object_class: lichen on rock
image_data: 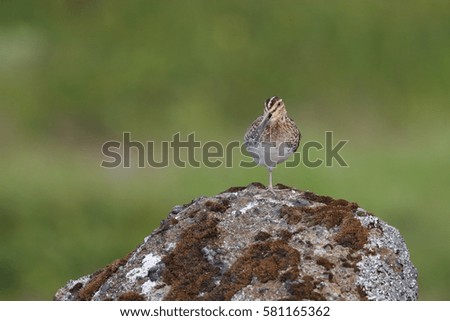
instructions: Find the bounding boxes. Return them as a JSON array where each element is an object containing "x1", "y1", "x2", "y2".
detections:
[{"x1": 54, "y1": 183, "x2": 418, "y2": 301}]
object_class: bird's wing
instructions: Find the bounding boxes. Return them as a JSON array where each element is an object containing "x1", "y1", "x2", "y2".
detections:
[
  {"x1": 245, "y1": 114, "x2": 272, "y2": 144},
  {"x1": 244, "y1": 115, "x2": 264, "y2": 144},
  {"x1": 287, "y1": 117, "x2": 301, "y2": 153}
]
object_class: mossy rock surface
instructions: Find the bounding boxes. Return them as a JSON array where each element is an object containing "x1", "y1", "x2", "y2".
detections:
[{"x1": 54, "y1": 183, "x2": 418, "y2": 301}]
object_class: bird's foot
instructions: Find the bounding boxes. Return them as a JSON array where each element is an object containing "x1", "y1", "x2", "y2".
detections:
[{"x1": 267, "y1": 186, "x2": 277, "y2": 197}]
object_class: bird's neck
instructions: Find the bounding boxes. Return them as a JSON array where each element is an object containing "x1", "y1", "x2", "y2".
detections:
[{"x1": 268, "y1": 112, "x2": 288, "y2": 123}]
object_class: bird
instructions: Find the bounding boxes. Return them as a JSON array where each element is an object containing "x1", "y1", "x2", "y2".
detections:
[{"x1": 244, "y1": 96, "x2": 301, "y2": 194}]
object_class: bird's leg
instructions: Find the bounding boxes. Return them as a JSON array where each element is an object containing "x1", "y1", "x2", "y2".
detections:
[{"x1": 268, "y1": 167, "x2": 276, "y2": 196}]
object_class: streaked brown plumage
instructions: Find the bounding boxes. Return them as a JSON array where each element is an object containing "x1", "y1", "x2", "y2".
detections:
[{"x1": 244, "y1": 96, "x2": 301, "y2": 193}]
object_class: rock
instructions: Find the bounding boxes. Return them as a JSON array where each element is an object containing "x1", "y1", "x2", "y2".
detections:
[{"x1": 54, "y1": 183, "x2": 418, "y2": 301}]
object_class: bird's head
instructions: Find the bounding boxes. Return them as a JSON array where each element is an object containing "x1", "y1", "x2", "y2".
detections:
[{"x1": 264, "y1": 96, "x2": 287, "y2": 120}]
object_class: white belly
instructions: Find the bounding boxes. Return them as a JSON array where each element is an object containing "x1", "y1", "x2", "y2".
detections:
[{"x1": 245, "y1": 142, "x2": 294, "y2": 168}]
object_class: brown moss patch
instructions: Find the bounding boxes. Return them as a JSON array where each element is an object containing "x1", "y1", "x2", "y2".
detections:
[
  {"x1": 280, "y1": 195, "x2": 359, "y2": 230},
  {"x1": 278, "y1": 229, "x2": 293, "y2": 241},
  {"x1": 316, "y1": 257, "x2": 335, "y2": 270},
  {"x1": 302, "y1": 191, "x2": 335, "y2": 205},
  {"x1": 254, "y1": 231, "x2": 272, "y2": 241},
  {"x1": 279, "y1": 205, "x2": 302, "y2": 224},
  {"x1": 334, "y1": 216, "x2": 368, "y2": 251},
  {"x1": 329, "y1": 199, "x2": 359, "y2": 209},
  {"x1": 279, "y1": 193, "x2": 368, "y2": 260},
  {"x1": 118, "y1": 292, "x2": 146, "y2": 301},
  {"x1": 357, "y1": 285, "x2": 368, "y2": 300},
  {"x1": 204, "y1": 199, "x2": 229, "y2": 213},
  {"x1": 69, "y1": 282, "x2": 83, "y2": 295},
  {"x1": 274, "y1": 183, "x2": 292, "y2": 190},
  {"x1": 303, "y1": 205, "x2": 351, "y2": 229},
  {"x1": 247, "y1": 182, "x2": 266, "y2": 189},
  {"x1": 162, "y1": 212, "x2": 221, "y2": 300},
  {"x1": 285, "y1": 275, "x2": 325, "y2": 300},
  {"x1": 78, "y1": 255, "x2": 130, "y2": 300},
  {"x1": 205, "y1": 240, "x2": 301, "y2": 300}
]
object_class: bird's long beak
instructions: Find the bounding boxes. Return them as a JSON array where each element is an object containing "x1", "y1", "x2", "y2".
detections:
[
  {"x1": 254, "y1": 112, "x2": 272, "y2": 141},
  {"x1": 265, "y1": 110, "x2": 273, "y2": 120},
  {"x1": 261, "y1": 112, "x2": 272, "y2": 127}
]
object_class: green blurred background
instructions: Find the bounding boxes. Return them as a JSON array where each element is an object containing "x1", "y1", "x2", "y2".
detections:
[{"x1": 1, "y1": 0, "x2": 449, "y2": 300}]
